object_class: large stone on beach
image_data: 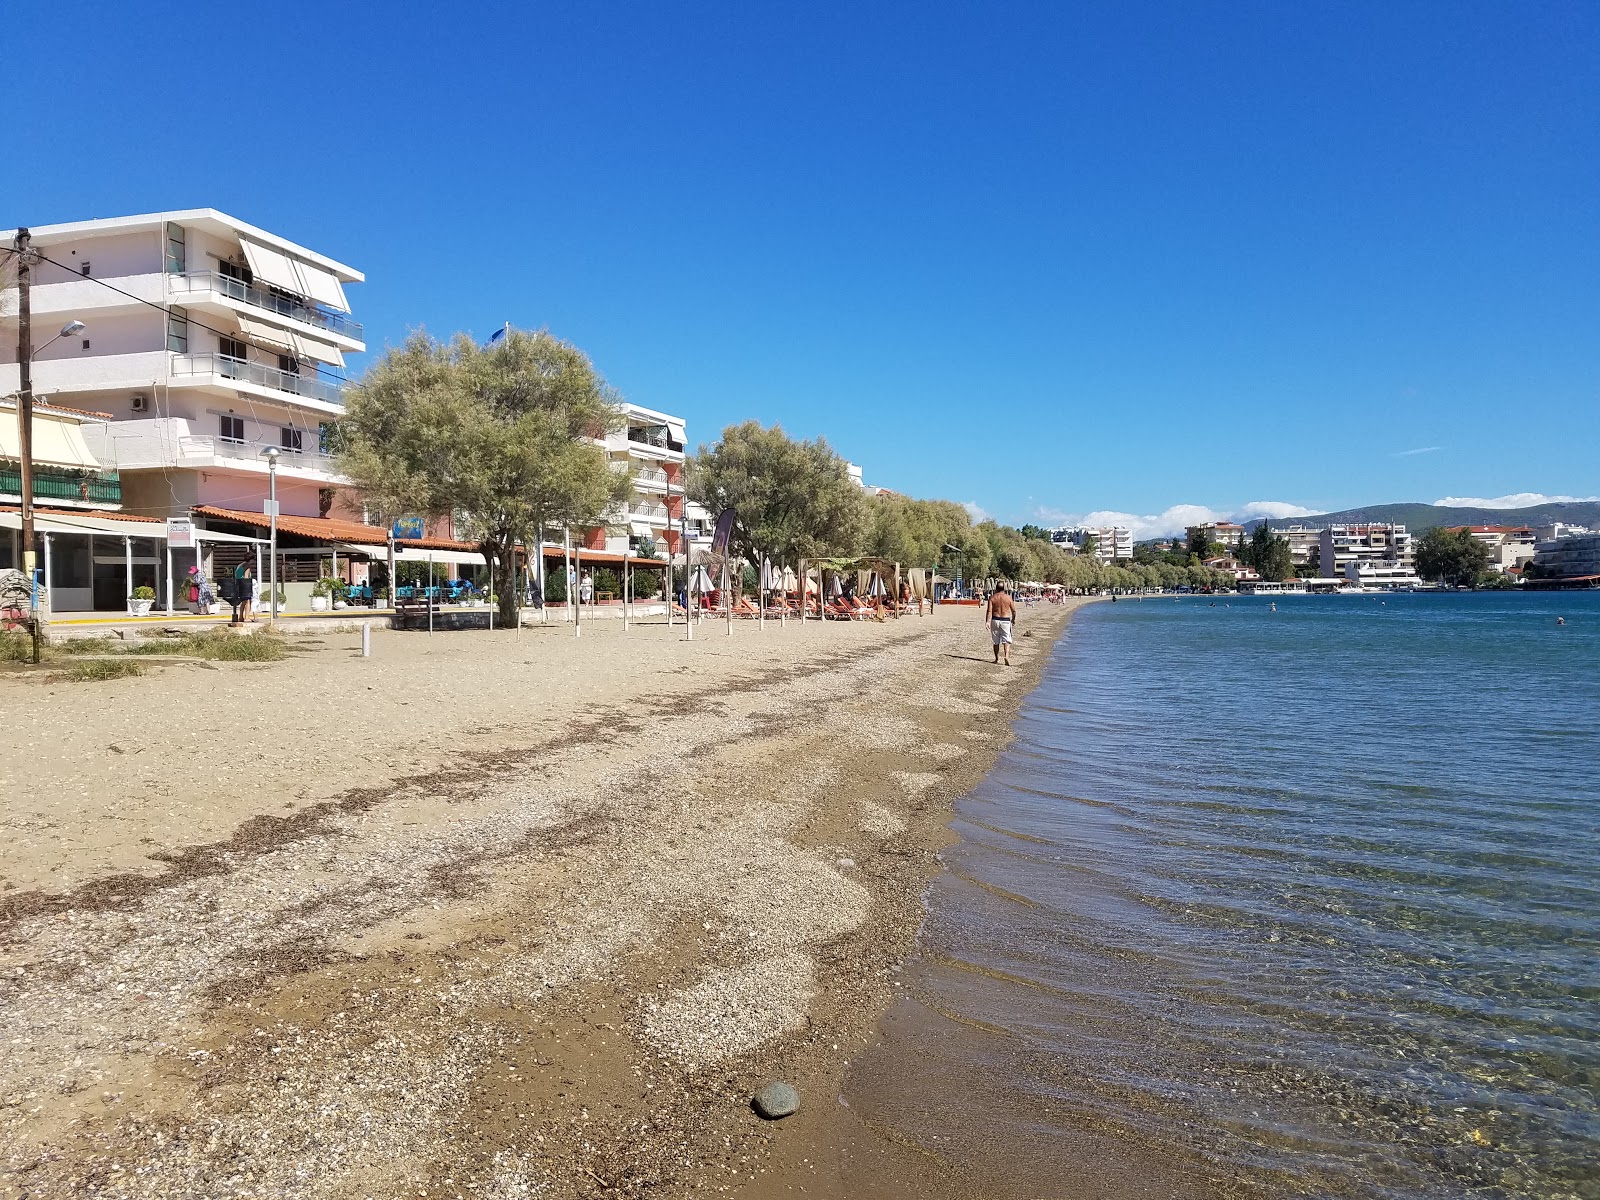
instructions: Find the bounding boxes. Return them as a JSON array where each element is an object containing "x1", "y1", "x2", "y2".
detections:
[{"x1": 752, "y1": 1081, "x2": 801, "y2": 1120}]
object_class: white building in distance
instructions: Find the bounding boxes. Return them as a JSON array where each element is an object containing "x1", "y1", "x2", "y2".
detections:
[
  {"x1": 2, "y1": 210, "x2": 364, "y2": 523},
  {"x1": 1051, "y1": 525, "x2": 1133, "y2": 561}
]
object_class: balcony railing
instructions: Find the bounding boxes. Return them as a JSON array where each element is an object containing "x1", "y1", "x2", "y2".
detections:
[
  {"x1": 632, "y1": 503, "x2": 669, "y2": 521},
  {"x1": 0, "y1": 466, "x2": 122, "y2": 505},
  {"x1": 177, "y1": 435, "x2": 340, "y2": 473},
  {"x1": 627, "y1": 428, "x2": 685, "y2": 454},
  {"x1": 173, "y1": 353, "x2": 344, "y2": 407},
  {"x1": 633, "y1": 466, "x2": 669, "y2": 486},
  {"x1": 171, "y1": 271, "x2": 363, "y2": 341}
]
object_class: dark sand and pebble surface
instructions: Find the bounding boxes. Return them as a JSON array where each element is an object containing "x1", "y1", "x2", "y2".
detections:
[{"x1": 0, "y1": 601, "x2": 1107, "y2": 1198}]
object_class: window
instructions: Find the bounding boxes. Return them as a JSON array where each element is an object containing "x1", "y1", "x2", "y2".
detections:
[
  {"x1": 220, "y1": 415, "x2": 245, "y2": 443},
  {"x1": 318, "y1": 422, "x2": 332, "y2": 455},
  {"x1": 219, "y1": 336, "x2": 247, "y2": 360},
  {"x1": 80, "y1": 260, "x2": 91, "y2": 277},
  {"x1": 80, "y1": 339, "x2": 90, "y2": 352},
  {"x1": 281, "y1": 427, "x2": 303, "y2": 453},
  {"x1": 277, "y1": 353, "x2": 300, "y2": 375},
  {"x1": 166, "y1": 306, "x2": 189, "y2": 353},
  {"x1": 165, "y1": 224, "x2": 186, "y2": 274},
  {"x1": 219, "y1": 259, "x2": 252, "y2": 284}
]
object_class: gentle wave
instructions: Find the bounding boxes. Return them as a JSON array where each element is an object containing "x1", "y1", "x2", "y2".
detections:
[{"x1": 896, "y1": 592, "x2": 1600, "y2": 1198}]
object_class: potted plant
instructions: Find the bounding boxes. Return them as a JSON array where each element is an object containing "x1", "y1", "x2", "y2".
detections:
[
  {"x1": 331, "y1": 580, "x2": 349, "y2": 610},
  {"x1": 310, "y1": 577, "x2": 336, "y2": 612},
  {"x1": 128, "y1": 585, "x2": 156, "y2": 617}
]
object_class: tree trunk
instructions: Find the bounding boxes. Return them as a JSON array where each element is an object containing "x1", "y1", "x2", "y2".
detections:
[{"x1": 488, "y1": 534, "x2": 520, "y2": 628}]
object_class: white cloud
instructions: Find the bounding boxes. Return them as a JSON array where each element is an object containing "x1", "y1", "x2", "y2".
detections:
[
  {"x1": 1434, "y1": 492, "x2": 1600, "y2": 509},
  {"x1": 960, "y1": 501, "x2": 990, "y2": 523},
  {"x1": 1393, "y1": 446, "x2": 1442, "y2": 457},
  {"x1": 1237, "y1": 500, "x2": 1319, "y2": 520}
]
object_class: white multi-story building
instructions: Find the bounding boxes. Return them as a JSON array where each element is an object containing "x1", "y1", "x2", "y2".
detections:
[
  {"x1": 1278, "y1": 525, "x2": 1324, "y2": 569},
  {"x1": 1051, "y1": 525, "x2": 1133, "y2": 561},
  {"x1": 1454, "y1": 525, "x2": 1537, "y2": 574},
  {"x1": 1318, "y1": 523, "x2": 1413, "y2": 578},
  {"x1": 2, "y1": 210, "x2": 364, "y2": 524},
  {"x1": 598, "y1": 402, "x2": 688, "y2": 557}
]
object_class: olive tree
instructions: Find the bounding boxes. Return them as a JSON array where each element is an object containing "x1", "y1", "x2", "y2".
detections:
[
  {"x1": 688, "y1": 421, "x2": 870, "y2": 562},
  {"x1": 338, "y1": 328, "x2": 631, "y2": 626}
]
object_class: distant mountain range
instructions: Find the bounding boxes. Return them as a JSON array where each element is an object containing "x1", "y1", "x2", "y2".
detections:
[{"x1": 1258, "y1": 500, "x2": 1600, "y2": 532}]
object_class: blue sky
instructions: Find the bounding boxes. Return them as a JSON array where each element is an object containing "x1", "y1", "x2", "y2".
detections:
[{"x1": 16, "y1": 1, "x2": 1598, "y2": 535}]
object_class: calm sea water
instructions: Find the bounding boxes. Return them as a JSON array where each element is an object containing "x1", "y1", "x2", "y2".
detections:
[{"x1": 859, "y1": 592, "x2": 1600, "y2": 1199}]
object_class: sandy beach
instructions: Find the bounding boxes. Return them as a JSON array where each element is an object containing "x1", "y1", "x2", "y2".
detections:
[{"x1": 0, "y1": 600, "x2": 1086, "y2": 1199}]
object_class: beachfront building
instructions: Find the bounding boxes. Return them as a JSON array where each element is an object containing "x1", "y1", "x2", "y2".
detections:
[
  {"x1": 1189, "y1": 521, "x2": 1245, "y2": 552},
  {"x1": 2, "y1": 210, "x2": 365, "y2": 528},
  {"x1": 1451, "y1": 525, "x2": 1537, "y2": 574},
  {"x1": 1343, "y1": 561, "x2": 1425, "y2": 590},
  {"x1": 596, "y1": 402, "x2": 687, "y2": 558},
  {"x1": 1051, "y1": 525, "x2": 1133, "y2": 562},
  {"x1": 1204, "y1": 555, "x2": 1259, "y2": 583},
  {"x1": 2, "y1": 210, "x2": 367, "y2": 611},
  {"x1": 1278, "y1": 525, "x2": 1325, "y2": 570},
  {"x1": 1528, "y1": 532, "x2": 1600, "y2": 587},
  {"x1": 1318, "y1": 523, "x2": 1413, "y2": 579}
]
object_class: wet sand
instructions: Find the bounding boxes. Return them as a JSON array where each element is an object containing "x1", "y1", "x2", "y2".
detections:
[{"x1": 0, "y1": 603, "x2": 1086, "y2": 1198}]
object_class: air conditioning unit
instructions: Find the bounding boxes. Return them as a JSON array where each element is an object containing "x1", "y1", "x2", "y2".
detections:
[{"x1": 131, "y1": 395, "x2": 149, "y2": 413}]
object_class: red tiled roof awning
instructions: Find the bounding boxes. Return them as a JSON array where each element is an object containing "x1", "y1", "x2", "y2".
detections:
[{"x1": 194, "y1": 505, "x2": 480, "y2": 554}]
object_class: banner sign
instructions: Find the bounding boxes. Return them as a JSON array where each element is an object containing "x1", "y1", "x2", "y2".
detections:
[
  {"x1": 710, "y1": 509, "x2": 736, "y2": 556},
  {"x1": 392, "y1": 516, "x2": 425, "y2": 540},
  {"x1": 166, "y1": 517, "x2": 195, "y2": 548}
]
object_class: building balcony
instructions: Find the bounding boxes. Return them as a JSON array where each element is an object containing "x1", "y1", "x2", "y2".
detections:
[
  {"x1": 173, "y1": 353, "x2": 344, "y2": 409},
  {"x1": 0, "y1": 465, "x2": 122, "y2": 507},
  {"x1": 169, "y1": 271, "x2": 364, "y2": 345},
  {"x1": 81, "y1": 417, "x2": 345, "y2": 483},
  {"x1": 625, "y1": 428, "x2": 686, "y2": 458},
  {"x1": 632, "y1": 465, "x2": 670, "y2": 492},
  {"x1": 631, "y1": 502, "x2": 670, "y2": 526}
]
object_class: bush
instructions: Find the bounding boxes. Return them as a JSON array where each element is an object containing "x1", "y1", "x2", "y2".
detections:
[
  {"x1": 543, "y1": 569, "x2": 567, "y2": 604},
  {"x1": 64, "y1": 659, "x2": 144, "y2": 682},
  {"x1": 131, "y1": 585, "x2": 156, "y2": 601},
  {"x1": 0, "y1": 630, "x2": 30, "y2": 663},
  {"x1": 593, "y1": 567, "x2": 620, "y2": 597},
  {"x1": 629, "y1": 568, "x2": 661, "y2": 600}
]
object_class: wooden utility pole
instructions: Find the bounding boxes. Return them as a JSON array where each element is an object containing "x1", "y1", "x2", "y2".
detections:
[{"x1": 13, "y1": 229, "x2": 41, "y2": 664}]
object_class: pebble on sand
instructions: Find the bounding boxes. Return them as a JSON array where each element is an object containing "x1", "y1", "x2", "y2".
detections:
[{"x1": 753, "y1": 1081, "x2": 801, "y2": 1120}]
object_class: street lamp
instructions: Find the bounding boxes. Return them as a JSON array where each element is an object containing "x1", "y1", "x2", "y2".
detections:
[
  {"x1": 11, "y1": 223, "x2": 89, "y2": 663},
  {"x1": 259, "y1": 446, "x2": 279, "y2": 623}
]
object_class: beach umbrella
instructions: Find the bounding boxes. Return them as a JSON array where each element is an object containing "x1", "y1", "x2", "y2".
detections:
[
  {"x1": 691, "y1": 565, "x2": 715, "y2": 592},
  {"x1": 866, "y1": 572, "x2": 887, "y2": 597},
  {"x1": 781, "y1": 565, "x2": 797, "y2": 591},
  {"x1": 829, "y1": 573, "x2": 844, "y2": 598},
  {"x1": 761, "y1": 559, "x2": 783, "y2": 590}
]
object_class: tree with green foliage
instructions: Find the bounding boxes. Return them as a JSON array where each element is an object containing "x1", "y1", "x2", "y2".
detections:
[
  {"x1": 338, "y1": 329, "x2": 631, "y2": 626},
  {"x1": 1240, "y1": 522, "x2": 1294, "y2": 582},
  {"x1": 688, "y1": 422, "x2": 870, "y2": 563},
  {"x1": 1019, "y1": 523, "x2": 1051, "y2": 541},
  {"x1": 1416, "y1": 527, "x2": 1492, "y2": 587}
]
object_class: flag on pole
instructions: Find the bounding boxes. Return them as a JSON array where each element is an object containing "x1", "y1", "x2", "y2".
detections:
[{"x1": 487, "y1": 324, "x2": 508, "y2": 346}]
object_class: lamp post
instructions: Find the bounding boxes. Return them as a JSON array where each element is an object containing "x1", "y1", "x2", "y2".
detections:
[
  {"x1": 941, "y1": 543, "x2": 964, "y2": 604},
  {"x1": 259, "y1": 447, "x2": 279, "y2": 622},
  {"x1": 12, "y1": 227, "x2": 89, "y2": 663}
]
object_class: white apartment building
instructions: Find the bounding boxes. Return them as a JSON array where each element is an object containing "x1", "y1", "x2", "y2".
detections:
[
  {"x1": 2, "y1": 210, "x2": 364, "y2": 525},
  {"x1": 597, "y1": 403, "x2": 688, "y2": 557},
  {"x1": 1455, "y1": 525, "x2": 1537, "y2": 574},
  {"x1": 1278, "y1": 525, "x2": 1324, "y2": 569},
  {"x1": 1318, "y1": 523, "x2": 1413, "y2": 578},
  {"x1": 1344, "y1": 561, "x2": 1424, "y2": 590},
  {"x1": 1051, "y1": 525, "x2": 1133, "y2": 561}
]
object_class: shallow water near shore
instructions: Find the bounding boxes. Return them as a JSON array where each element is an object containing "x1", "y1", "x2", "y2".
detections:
[{"x1": 843, "y1": 592, "x2": 1600, "y2": 1198}]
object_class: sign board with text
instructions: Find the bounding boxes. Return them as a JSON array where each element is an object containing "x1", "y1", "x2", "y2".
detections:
[
  {"x1": 166, "y1": 517, "x2": 195, "y2": 548},
  {"x1": 392, "y1": 516, "x2": 425, "y2": 540}
]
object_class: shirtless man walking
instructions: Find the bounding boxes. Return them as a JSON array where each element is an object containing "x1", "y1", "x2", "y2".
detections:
[{"x1": 986, "y1": 584, "x2": 1018, "y2": 665}]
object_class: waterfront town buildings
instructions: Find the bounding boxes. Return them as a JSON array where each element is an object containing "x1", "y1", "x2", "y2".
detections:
[
  {"x1": 4, "y1": 209, "x2": 701, "y2": 615},
  {"x1": 1450, "y1": 525, "x2": 1537, "y2": 575},
  {"x1": 1529, "y1": 530, "x2": 1600, "y2": 585},
  {"x1": 1051, "y1": 525, "x2": 1133, "y2": 561}
]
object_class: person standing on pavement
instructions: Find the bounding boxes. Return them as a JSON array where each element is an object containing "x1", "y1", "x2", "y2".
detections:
[{"x1": 985, "y1": 583, "x2": 1018, "y2": 666}]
